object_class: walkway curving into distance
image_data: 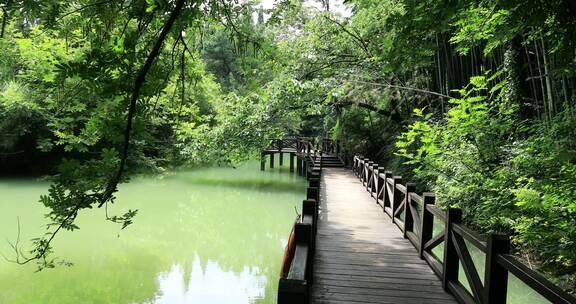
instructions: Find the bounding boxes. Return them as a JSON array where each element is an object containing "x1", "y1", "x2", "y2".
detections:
[{"x1": 312, "y1": 168, "x2": 457, "y2": 304}]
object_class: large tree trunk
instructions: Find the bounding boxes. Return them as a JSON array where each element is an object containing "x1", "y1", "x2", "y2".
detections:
[
  {"x1": 1, "y1": 8, "x2": 8, "y2": 38},
  {"x1": 540, "y1": 37, "x2": 555, "y2": 120},
  {"x1": 534, "y1": 41, "x2": 548, "y2": 122},
  {"x1": 504, "y1": 36, "x2": 533, "y2": 120},
  {"x1": 524, "y1": 45, "x2": 541, "y2": 119}
]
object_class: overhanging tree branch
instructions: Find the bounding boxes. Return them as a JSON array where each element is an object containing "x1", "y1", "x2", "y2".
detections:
[
  {"x1": 323, "y1": 15, "x2": 370, "y2": 56},
  {"x1": 348, "y1": 80, "x2": 456, "y2": 100},
  {"x1": 99, "y1": 0, "x2": 187, "y2": 207},
  {"x1": 9, "y1": 0, "x2": 188, "y2": 268},
  {"x1": 335, "y1": 100, "x2": 403, "y2": 123}
]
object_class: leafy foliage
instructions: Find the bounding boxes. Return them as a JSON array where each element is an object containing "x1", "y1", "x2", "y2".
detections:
[{"x1": 1, "y1": 0, "x2": 576, "y2": 294}]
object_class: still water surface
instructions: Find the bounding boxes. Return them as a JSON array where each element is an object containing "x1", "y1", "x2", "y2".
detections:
[{"x1": 0, "y1": 161, "x2": 304, "y2": 303}]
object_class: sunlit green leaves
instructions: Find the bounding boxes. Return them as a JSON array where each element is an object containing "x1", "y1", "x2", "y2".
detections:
[{"x1": 450, "y1": 6, "x2": 510, "y2": 55}]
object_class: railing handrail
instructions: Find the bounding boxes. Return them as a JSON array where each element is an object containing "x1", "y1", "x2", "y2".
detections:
[{"x1": 350, "y1": 155, "x2": 576, "y2": 304}]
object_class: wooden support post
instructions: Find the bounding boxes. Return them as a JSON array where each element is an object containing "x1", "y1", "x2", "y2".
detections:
[
  {"x1": 362, "y1": 158, "x2": 366, "y2": 178},
  {"x1": 403, "y1": 183, "x2": 416, "y2": 239},
  {"x1": 294, "y1": 222, "x2": 312, "y2": 247},
  {"x1": 297, "y1": 156, "x2": 302, "y2": 176},
  {"x1": 302, "y1": 199, "x2": 318, "y2": 226},
  {"x1": 371, "y1": 164, "x2": 379, "y2": 199},
  {"x1": 290, "y1": 153, "x2": 295, "y2": 173},
  {"x1": 391, "y1": 176, "x2": 403, "y2": 224},
  {"x1": 307, "y1": 187, "x2": 319, "y2": 204},
  {"x1": 358, "y1": 158, "x2": 364, "y2": 182},
  {"x1": 419, "y1": 193, "x2": 435, "y2": 259},
  {"x1": 279, "y1": 140, "x2": 283, "y2": 166},
  {"x1": 360, "y1": 158, "x2": 366, "y2": 183},
  {"x1": 302, "y1": 199, "x2": 318, "y2": 246},
  {"x1": 309, "y1": 178, "x2": 320, "y2": 189},
  {"x1": 376, "y1": 171, "x2": 383, "y2": 207},
  {"x1": 382, "y1": 171, "x2": 392, "y2": 213},
  {"x1": 484, "y1": 234, "x2": 510, "y2": 304},
  {"x1": 270, "y1": 153, "x2": 275, "y2": 169},
  {"x1": 260, "y1": 153, "x2": 265, "y2": 171},
  {"x1": 366, "y1": 161, "x2": 374, "y2": 190},
  {"x1": 443, "y1": 208, "x2": 462, "y2": 291},
  {"x1": 278, "y1": 279, "x2": 307, "y2": 304}
]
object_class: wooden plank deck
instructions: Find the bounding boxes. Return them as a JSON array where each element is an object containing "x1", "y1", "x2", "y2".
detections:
[{"x1": 311, "y1": 168, "x2": 457, "y2": 304}]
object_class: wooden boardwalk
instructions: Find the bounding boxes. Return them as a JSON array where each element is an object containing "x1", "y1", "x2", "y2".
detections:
[{"x1": 312, "y1": 168, "x2": 457, "y2": 304}]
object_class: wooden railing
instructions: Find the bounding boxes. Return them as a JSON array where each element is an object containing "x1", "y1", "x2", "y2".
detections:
[
  {"x1": 261, "y1": 137, "x2": 320, "y2": 172},
  {"x1": 319, "y1": 138, "x2": 353, "y2": 167},
  {"x1": 277, "y1": 161, "x2": 321, "y2": 304},
  {"x1": 265, "y1": 137, "x2": 354, "y2": 167},
  {"x1": 352, "y1": 155, "x2": 576, "y2": 304}
]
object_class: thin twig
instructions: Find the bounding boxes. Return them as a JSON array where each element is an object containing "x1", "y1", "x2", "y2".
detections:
[{"x1": 348, "y1": 80, "x2": 455, "y2": 100}]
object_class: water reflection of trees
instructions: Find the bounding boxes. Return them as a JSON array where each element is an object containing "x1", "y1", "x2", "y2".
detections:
[{"x1": 114, "y1": 167, "x2": 304, "y2": 302}]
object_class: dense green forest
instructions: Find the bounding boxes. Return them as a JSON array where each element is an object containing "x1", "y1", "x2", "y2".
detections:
[{"x1": 1, "y1": 0, "x2": 575, "y2": 294}]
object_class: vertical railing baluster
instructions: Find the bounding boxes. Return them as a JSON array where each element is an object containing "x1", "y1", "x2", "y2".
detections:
[{"x1": 279, "y1": 139, "x2": 284, "y2": 167}]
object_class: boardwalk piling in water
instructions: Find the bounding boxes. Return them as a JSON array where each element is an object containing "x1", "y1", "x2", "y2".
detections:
[{"x1": 260, "y1": 152, "x2": 265, "y2": 171}]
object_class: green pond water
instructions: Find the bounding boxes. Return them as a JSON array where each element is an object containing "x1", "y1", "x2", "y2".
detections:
[{"x1": 0, "y1": 160, "x2": 305, "y2": 304}]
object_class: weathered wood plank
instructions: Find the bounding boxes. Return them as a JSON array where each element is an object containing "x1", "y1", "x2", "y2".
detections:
[
  {"x1": 315, "y1": 277, "x2": 444, "y2": 291},
  {"x1": 314, "y1": 285, "x2": 455, "y2": 300},
  {"x1": 312, "y1": 168, "x2": 457, "y2": 304},
  {"x1": 313, "y1": 292, "x2": 456, "y2": 304},
  {"x1": 314, "y1": 266, "x2": 438, "y2": 281},
  {"x1": 315, "y1": 263, "x2": 437, "y2": 277},
  {"x1": 315, "y1": 260, "x2": 435, "y2": 272},
  {"x1": 315, "y1": 251, "x2": 428, "y2": 263},
  {"x1": 314, "y1": 273, "x2": 442, "y2": 286}
]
